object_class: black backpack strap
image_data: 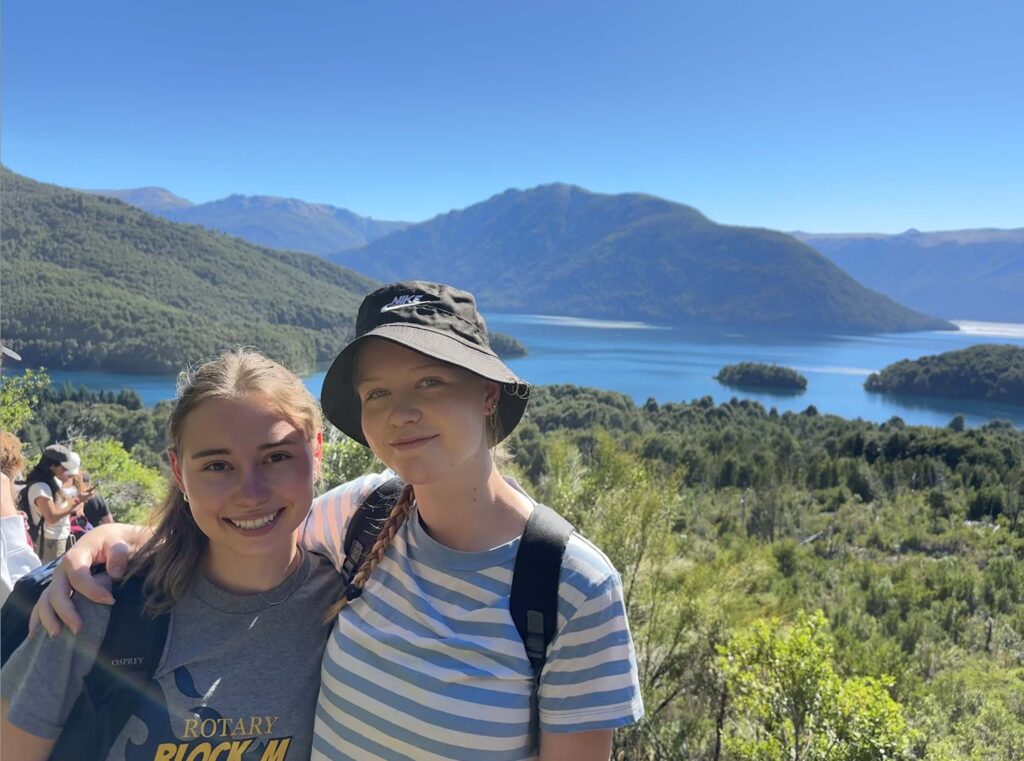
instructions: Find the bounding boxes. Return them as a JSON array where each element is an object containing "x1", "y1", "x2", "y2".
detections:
[
  {"x1": 341, "y1": 476, "x2": 406, "y2": 600},
  {"x1": 48, "y1": 574, "x2": 170, "y2": 760},
  {"x1": 510, "y1": 504, "x2": 574, "y2": 682}
]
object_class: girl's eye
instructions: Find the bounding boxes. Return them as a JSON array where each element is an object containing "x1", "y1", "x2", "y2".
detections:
[
  {"x1": 364, "y1": 388, "x2": 388, "y2": 401},
  {"x1": 203, "y1": 461, "x2": 230, "y2": 473},
  {"x1": 418, "y1": 377, "x2": 443, "y2": 388},
  {"x1": 267, "y1": 452, "x2": 291, "y2": 464}
]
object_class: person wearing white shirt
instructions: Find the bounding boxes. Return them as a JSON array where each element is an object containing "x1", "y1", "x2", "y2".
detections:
[
  {"x1": 20, "y1": 445, "x2": 87, "y2": 563},
  {"x1": 0, "y1": 433, "x2": 40, "y2": 606}
]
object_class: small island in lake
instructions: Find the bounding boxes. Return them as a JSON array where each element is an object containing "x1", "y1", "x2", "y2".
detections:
[
  {"x1": 714, "y1": 362, "x2": 807, "y2": 392},
  {"x1": 865, "y1": 344, "x2": 1024, "y2": 407},
  {"x1": 489, "y1": 331, "x2": 528, "y2": 359}
]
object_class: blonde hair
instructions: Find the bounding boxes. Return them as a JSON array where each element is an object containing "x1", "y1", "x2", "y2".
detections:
[
  {"x1": 325, "y1": 483, "x2": 414, "y2": 622},
  {"x1": 0, "y1": 431, "x2": 25, "y2": 479},
  {"x1": 132, "y1": 349, "x2": 322, "y2": 615}
]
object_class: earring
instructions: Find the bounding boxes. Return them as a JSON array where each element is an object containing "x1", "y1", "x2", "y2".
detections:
[{"x1": 182, "y1": 492, "x2": 189, "y2": 504}]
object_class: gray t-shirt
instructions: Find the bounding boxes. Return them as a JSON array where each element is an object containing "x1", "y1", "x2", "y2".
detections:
[{"x1": 2, "y1": 550, "x2": 344, "y2": 760}]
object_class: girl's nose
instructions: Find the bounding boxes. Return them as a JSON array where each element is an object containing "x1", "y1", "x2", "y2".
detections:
[
  {"x1": 236, "y1": 467, "x2": 271, "y2": 504},
  {"x1": 388, "y1": 398, "x2": 422, "y2": 427}
]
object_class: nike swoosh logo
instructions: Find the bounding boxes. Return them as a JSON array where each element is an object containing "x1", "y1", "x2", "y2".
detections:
[{"x1": 380, "y1": 300, "x2": 441, "y2": 313}]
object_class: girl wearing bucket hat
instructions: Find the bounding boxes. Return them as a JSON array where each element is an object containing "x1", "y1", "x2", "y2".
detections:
[
  {"x1": 312, "y1": 281, "x2": 642, "y2": 758},
  {"x1": 33, "y1": 282, "x2": 644, "y2": 760}
]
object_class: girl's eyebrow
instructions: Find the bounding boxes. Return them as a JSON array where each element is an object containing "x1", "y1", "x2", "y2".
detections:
[
  {"x1": 357, "y1": 362, "x2": 448, "y2": 386},
  {"x1": 259, "y1": 435, "x2": 302, "y2": 450},
  {"x1": 191, "y1": 448, "x2": 230, "y2": 459},
  {"x1": 190, "y1": 435, "x2": 302, "y2": 459}
]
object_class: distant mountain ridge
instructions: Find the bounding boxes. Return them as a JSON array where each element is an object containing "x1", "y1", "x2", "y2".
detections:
[
  {"x1": 86, "y1": 186, "x2": 194, "y2": 214},
  {"x1": 331, "y1": 183, "x2": 953, "y2": 334},
  {"x1": 4, "y1": 169, "x2": 377, "y2": 373},
  {"x1": 88, "y1": 187, "x2": 409, "y2": 254},
  {"x1": 795, "y1": 229, "x2": 1024, "y2": 323}
]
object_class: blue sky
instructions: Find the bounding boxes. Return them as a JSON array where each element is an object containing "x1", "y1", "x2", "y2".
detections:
[{"x1": 3, "y1": 0, "x2": 1021, "y2": 232}]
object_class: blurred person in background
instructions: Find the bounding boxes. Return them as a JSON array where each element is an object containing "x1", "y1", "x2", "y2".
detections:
[
  {"x1": 80, "y1": 473, "x2": 113, "y2": 526},
  {"x1": 1, "y1": 432, "x2": 40, "y2": 606},
  {"x1": 18, "y1": 445, "x2": 90, "y2": 562}
]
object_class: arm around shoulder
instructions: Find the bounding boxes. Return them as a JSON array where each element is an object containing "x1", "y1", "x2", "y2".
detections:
[
  {"x1": 299, "y1": 472, "x2": 392, "y2": 569},
  {"x1": 32, "y1": 521, "x2": 153, "y2": 637}
]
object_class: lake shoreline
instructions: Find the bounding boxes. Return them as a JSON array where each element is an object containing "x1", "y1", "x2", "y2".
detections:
[{"x1": 6, "y1": 315, "x2": 1024, "y2": 429}]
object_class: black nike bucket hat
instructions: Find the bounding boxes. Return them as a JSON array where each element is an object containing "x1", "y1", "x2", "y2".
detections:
[{"x1": 321, "y1": 281, "x2": 530, "y2": 446}]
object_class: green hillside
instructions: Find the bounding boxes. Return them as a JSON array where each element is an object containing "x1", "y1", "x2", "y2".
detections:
[
  {"x1": 332, "y1": 184, "x2": 954, "y2": 333},
  {"x1": 1, "y1": 168, "x2": 377, "y2": 373},
  {"x1": 866, "y1": 344, "x2": 1024, "y2": 407}
]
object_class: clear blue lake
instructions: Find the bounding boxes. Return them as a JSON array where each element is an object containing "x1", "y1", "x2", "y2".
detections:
[{"x1": 22, "y1": 316, "x2": 1024, "y2": 430}]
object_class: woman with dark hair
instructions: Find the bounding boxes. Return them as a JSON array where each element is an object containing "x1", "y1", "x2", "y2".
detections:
[{"x1": 19, "y1": 445, "x2": 88, "y2": 562}]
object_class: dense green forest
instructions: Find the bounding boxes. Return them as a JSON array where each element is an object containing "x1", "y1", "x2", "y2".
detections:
[
  {"x1": 6, "y1": 372, "x2": 1023, "y2": 759},
  {"x1": 715, "y1": 362, "x2": 808, "y2": 392},
  {"x1": 0, "y1": 167, "x2": 377, "y2": 373},
  {"x1": 866, "y1": 344, "x2": 1024, "y2": 407}
]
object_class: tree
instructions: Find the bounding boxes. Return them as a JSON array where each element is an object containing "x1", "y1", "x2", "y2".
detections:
[
  {"x1": 719, "y1": 610, "x2": 910, "y2": 761},
  {"x1": 320, "y1": 429, "x2": 382, "y2": 489},
  {"x1": 0, "y1": 368, "x2": 51, "y2": 432},
  {"x1": 72, "y1": 437, "x2": 165, "y2": 523}
]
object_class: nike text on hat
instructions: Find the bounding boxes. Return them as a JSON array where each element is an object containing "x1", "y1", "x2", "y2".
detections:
[{"x1": 321, "y1": 281, "x2": 529, "y2": 445}]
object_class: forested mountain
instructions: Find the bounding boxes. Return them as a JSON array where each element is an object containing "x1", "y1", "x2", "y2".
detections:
[
  {"x1": 866, "y1": 344, "x2": 1024, "y2": 406},
  {"x1": 91, "y1": 188, "x2": 409, "y2": 254},
  {"x1": 796, "y1": 228, "x2": 1024, "y2": 323},
  {"x1": 331, "y1": 184, "x2": 953, "y2": 333},
  {"x1": 1, "y1": 168, "x2": 377, "y2": 373}
]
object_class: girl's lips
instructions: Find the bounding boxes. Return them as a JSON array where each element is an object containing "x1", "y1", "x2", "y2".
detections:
[
  {"x1": 224, "y1": 507, "x2": 285, "y2": 532},
  {"x1": 389, "y1": 434, "x2": 438, "y2": 449}
]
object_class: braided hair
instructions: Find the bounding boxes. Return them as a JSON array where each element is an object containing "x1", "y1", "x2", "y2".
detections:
[{"x1": 325, "y1": 483, "x2": 415, "y2": 622}]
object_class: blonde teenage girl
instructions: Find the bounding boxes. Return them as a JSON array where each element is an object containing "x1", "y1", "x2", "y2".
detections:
[{"x1": 3, "y1": 350, "x2": 341, "y2": 760}]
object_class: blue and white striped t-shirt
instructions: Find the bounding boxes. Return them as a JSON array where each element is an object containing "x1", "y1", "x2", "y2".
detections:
[{"x1": 301, "y1": 472, "x2": 644, "y2": 760}]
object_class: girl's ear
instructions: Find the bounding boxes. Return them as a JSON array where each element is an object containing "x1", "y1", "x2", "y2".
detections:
[
  {"x1": 483, "y1": 380, "x2": 500, "y2": 414},
  {"x1": 168, "y1": 448, "x2": 186, "y2": 494}
]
